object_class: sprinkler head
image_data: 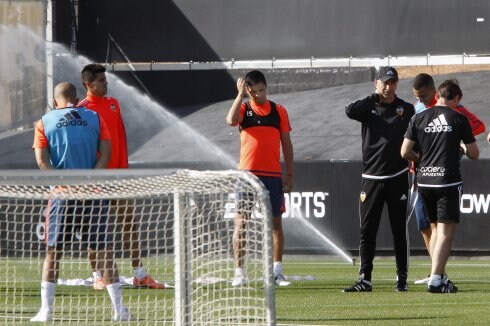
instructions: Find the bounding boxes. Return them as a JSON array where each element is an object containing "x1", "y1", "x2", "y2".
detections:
[{"x1": 352, "y1": 258, "x2": 356, "y2": 266}]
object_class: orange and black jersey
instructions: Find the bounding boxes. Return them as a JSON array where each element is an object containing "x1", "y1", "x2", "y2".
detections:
[
  {"x1": 239, "y1": 101, "x2": 281, "y2": 132},
  {"x1": 346, "y1": 94, "x2": 415, "y2": 179},
  {"x1": 237, "y1": 100, "x2": 291, "y2": 177},
  {"x1": 78, "y1": 94, "x2": 128, "y2": 169}
]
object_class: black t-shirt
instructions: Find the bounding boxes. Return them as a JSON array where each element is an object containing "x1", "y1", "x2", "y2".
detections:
[
  {"x1": 404, "y1": 105, "x2": 475, "y2": 187},
  {"x1": 346, "y1": 94, "x2": 415, "y2": 179}
]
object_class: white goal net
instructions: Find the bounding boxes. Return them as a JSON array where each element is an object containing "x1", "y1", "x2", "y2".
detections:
[{"x1": 0, "y1": 169, "x2": 275, "y2": 325}]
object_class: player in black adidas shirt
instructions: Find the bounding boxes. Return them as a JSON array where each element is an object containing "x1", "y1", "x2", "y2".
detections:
[
  {"x1": 344, "y1": 67, "x2": 415, "y2": 292},
  {"x1": 401, "y1": 80, "x2": 479, "y2": 293}
]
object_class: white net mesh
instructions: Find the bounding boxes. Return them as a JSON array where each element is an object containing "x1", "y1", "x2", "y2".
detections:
[{"x1": 0, "y1": 169, "x2": 275, "y2": 325}]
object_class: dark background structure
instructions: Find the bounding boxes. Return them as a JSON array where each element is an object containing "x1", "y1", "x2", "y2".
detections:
[
  {"x1": 53, "y1": 0, "x2": 490, "y2": 108},
  {"x1": 1, "y1": 1, "x2": 490, "y2": 255}
]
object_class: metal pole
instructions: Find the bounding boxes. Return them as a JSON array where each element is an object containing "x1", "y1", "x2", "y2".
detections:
[
  {"x1": 45, "y1": 0, "x2": 54, "y2": 113},
  {"x1": 174, "y1": 192, "x2": 193, "y2": 326},
  {"x1": 69, "y1": 0, "x2": 78, "y2": 55}
]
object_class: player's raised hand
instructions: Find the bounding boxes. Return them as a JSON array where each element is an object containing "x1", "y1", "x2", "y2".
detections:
[{"x1": 237, "y1": 77, "x2": 247, "y2": 97}]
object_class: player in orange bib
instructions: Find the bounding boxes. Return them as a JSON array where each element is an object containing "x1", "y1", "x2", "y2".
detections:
[
  {"x1": 79, "y1": 64, "x2": 164, "y2": 290},
  {"x1": 226, "y1": 70, "x2": 294, "y2": 286}
]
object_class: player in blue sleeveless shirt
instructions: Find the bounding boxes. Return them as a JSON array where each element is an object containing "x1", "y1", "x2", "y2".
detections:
[{"x1": 31, "y1": 82, "x2": 133, "y2": 322}]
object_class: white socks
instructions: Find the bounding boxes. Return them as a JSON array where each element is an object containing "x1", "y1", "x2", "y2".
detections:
[
  {"x1": 106, "y1": 282, "x2": 123, "y2": 314},
  {"x1": 273, "y1": 261, "x2": 283, "y2": 276},
  {"x1": 31, "y1": 282, "x2": 56, "y2": 322},
  {"x1": 428, "y1": 274, "x2": 442, "y2": 287},
  {"x1": 235, "y1": 267, "x2": 245, "y2": 277},
  {"x1": 93, "y1": 271, "x2": 102, "y2": 280},
  {"x1": 40, "y1": 281, "x2": 56, "y2": 313}
]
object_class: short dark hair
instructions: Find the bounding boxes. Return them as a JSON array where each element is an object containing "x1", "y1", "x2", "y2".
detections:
[
  {"x1": 244, "y1": 70, "x2": 267, "y2": 86},
  {"x1": 412, "y1": 73, "x2": 435, "y2": 90},
  {"x1": 81, "y1": 63, "x2": 106, "y2": 83},
  {"x1": 437, "y1": 79, "x2": 463, "y2": 101}
]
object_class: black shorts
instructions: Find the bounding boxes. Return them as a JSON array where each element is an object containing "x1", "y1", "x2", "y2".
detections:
[
  {"x1": 419, "y1": 185, "x2": 463, "y2": 224},
  {"x1": 236, "y1": 175, "x2": 284, "y2": 217}
]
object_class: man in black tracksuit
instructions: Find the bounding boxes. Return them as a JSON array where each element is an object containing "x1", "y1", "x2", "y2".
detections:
[{"x1": 344, "y1": 67, "x2": 415, "y2": 292}]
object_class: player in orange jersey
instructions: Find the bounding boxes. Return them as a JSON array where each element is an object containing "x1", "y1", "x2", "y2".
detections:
[
  {"x1": 79, "y1": 64, "x2": 164, "y2": 290},
  {"x1": 226, "y1": 70, "x2": 294, "y2": 286}
]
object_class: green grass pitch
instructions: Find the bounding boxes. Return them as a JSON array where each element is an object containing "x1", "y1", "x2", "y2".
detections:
[
  {"x1": 2, "y1": 256, "x2": 490, "y2": 325},
  {"x1": 276, "y1": 256, "x2": 490, "y2": 325}
]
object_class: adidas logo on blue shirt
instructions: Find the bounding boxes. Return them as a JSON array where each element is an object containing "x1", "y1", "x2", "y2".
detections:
[{"x1": 56, "y1": 111, "x2": 88, "y2": 128}]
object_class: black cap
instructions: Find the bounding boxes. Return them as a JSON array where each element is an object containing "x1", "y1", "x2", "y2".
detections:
[{"x1": 375, "y1": 66, "x2": 398, "y2": 82}]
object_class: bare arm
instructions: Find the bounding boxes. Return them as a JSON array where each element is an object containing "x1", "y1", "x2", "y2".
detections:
[
  {"x1": 226, "y1": 78, "x2": 247, "y2": 126},
  {"x1": 34, "y1": 148, "x2": 54, "y2": 170},
  {"x1": 94, "y1": 139, "x2": 112, "y2": 169},
  {"x1": 487, "y1": 131, "x2": 490, "y2": 143},
  {"x1": 400, "y1": 138, "x2": 419, "y2": 162},
  {"x1": 463, "y1": 142, "x2": 479, "y2": 160},
  {"x1": 281, "y1": 132, "x2": 294, "y2": 192}
]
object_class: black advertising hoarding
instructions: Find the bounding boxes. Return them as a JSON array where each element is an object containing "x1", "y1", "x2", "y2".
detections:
[
  {"x1": 1, "y1": 160, "x2": 489, "y2": 257},
  {"x1": 282, "y1": 160, "x2": 490, "y2": 255}
]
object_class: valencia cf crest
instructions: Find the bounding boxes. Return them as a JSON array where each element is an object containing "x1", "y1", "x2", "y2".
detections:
[
  {"x1": 110, "y1": 103, "x2": 116, "y2": 112},
  {"x1": 396, "y1": 106, "x2": 404, "y2": 116},
  {"x1": 360, "y1": 191, "x2": 366, "y2": 202}
]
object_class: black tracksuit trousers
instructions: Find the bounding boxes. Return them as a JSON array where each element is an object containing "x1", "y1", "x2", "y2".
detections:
[{"x1": 358, "y1": 173, "x2": 409, "y2": 281}]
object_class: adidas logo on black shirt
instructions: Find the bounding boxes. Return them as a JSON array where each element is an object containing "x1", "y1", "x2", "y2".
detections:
[
  {"x1": 56, "y1": 110, "x2": 88, "y2": 128},
  {"x1": 424, "y1": 114, "x2": 452, "y2": 133}
]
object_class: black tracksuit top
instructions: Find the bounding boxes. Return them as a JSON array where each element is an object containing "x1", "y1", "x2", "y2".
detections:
[{"x1": 346, "y1": 94, "x2": 415, "y2": 179}]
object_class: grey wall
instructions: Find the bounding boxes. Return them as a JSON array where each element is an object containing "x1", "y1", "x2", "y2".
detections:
[
  {"x1": 172, "y1": 0, "x2": 490, "y2": 59},
  {"x1": 75, "y1": 0, "x2": 490, "y2": 62}
]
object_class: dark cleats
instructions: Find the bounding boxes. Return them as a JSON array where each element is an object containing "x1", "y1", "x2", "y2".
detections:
[
  {"x1": 428, "y1": 281, "x2": 458, "y2": 293},
  {"x1": 396, "y1": 279, "x2": 408, "y2": 292},
  {"x1": 343, "y1": 280, "x2": 372, "y2": 292},
  {"x1": 396, "y1": 275, "x2": 408, "y2": 292}
]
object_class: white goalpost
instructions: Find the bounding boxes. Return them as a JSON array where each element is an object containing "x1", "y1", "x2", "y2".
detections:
[{"x1": 0, "y1": 169, "x2": 275, "y2": 325}]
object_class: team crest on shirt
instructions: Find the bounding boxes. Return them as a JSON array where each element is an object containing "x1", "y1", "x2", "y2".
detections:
[
  {"x1": 396, "y1": 106, "x2": 404, "y2": 116},
  {"x1": 110, "y1": 103, "x2": 116, "y2": 112},
  {"x1": 360, "y1": 191, "x2": 366, "y2": 202}
]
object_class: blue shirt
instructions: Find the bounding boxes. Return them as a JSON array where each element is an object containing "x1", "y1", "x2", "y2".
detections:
[
  {"x1": 414, "y1": 100, "x2": 427, "y2": 114},
  {"x1": 38, "y1": 107, "x2": 102, "y2": 169}
]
